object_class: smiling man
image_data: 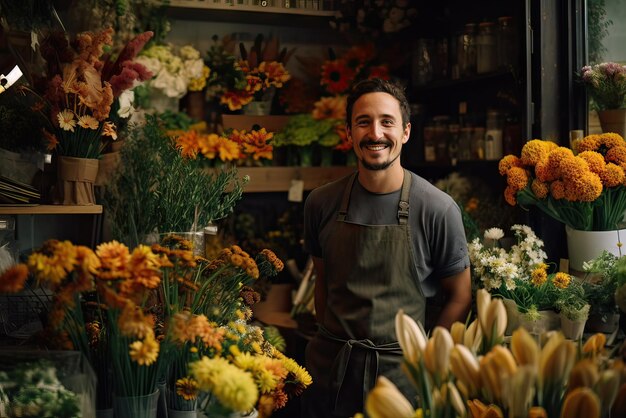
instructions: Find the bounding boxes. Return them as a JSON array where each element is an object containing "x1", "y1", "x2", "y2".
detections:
[{"x1": 301, "y1": 78, "x2": 471, "y2": 418}]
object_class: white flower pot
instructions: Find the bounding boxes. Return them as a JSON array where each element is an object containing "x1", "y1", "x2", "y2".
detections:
[
  {"x1": 565, "y1": 226, "x2": 626, "y2": 272},
  {"x1": 560, "y1": 315, "x2": 586, "y2": 340}
]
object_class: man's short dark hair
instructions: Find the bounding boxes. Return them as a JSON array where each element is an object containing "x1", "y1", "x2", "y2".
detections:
[{"x1": 345, "y1": 78, "x2": 411, "y2": 128}]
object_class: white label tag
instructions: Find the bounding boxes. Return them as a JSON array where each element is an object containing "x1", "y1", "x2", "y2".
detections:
[{"x1": 288, "y1": 179, "x2": 304, "y2": 202}]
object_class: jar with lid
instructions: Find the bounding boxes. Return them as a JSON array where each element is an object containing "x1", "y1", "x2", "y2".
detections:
[
  {"x1": 432, "y1": 115, "x2": 450, "y2": 163},
  {"x1": 476, "y1": 21, "x2": 497, "y2": 74},
  {"x1": 497, "y1": 16, "x2": 517, "y2": 69},
  {"x1": 484, "y1": 110, "x2": 504, "y2": 160},
  {"x1": 0, "y1": 216, "x2": 18, "y2": 271},
  {"x1": 457, "y1": 23, "x2": 477, "y2": 78}
]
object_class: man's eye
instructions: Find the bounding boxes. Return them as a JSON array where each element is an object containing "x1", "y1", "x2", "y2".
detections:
[
  {"x1": 382, "y1": 119, "x2": 394, "y2": 126},
  {"x1": 356, "y1": 120, "x2": 369, "y2": 127}
]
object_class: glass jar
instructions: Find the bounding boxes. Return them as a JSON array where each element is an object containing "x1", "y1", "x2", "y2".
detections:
[
  {"x1": 484, "y1": 110, "x2": 504, "y2": 160},
  {"x1": 471, "y1": 127, "x2": 486, "y2": 160},
  {"x1": 457, "y1": 23, "x2": 477, "y2": 77},
  {"x1": 432, "y1": 115, "x2": 450, "y2": 163},
  {"x1": 497, "y1": 16, "x2": 517, "y2": 69},
  {"x1": 476, "y1": 21, "x2": 497, "y2": 74},
  {"x1": 458, "y1": 127, "x2": 473, "y2": 161}
]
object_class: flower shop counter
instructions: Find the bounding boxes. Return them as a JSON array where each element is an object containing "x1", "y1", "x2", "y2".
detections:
[{"x1": 216, "y1": 166, "x2": 356, "y2": 193}]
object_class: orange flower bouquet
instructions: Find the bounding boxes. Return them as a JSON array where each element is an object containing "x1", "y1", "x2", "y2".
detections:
[{"x1": 499, "y1": 133, "x2": 626, "y2": 231}]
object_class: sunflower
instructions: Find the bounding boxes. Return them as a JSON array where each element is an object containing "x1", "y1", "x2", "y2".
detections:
[{"x1": 176, "y1": 377, "x2": 199, "y2": 401}]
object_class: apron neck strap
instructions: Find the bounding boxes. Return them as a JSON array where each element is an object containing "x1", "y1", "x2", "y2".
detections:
[{"x1": 337, "y1": 172, "x2": 358, "y2": 222}]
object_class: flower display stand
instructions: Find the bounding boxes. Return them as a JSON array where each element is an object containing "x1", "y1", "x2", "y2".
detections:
[{"x1": 565, "y1": 226, "x2": 626, "y2": 272}]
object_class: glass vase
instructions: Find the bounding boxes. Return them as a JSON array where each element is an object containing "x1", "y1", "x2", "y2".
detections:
[{"x1": 113, "y1": 390, "x2": 159, "y2": 418}]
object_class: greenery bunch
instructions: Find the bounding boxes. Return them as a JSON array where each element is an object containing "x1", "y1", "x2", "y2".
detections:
[{"x1": 104, "y1": 115, "x2": 247, "y2": 248}]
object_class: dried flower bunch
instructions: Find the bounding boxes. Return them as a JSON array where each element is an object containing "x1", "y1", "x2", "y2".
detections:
[
  {"x1": 581, "y1": 62, "x2": 626, "y2": 110},
  {"x1": 499, "y1": 133, "x2": 626, "y2": 231},
  {"x1": 360, "y1": 295, "x2": 626, "y2": 418},
  {"x1": 20, "y1": 28, "x2": 153, "y2": 159}
]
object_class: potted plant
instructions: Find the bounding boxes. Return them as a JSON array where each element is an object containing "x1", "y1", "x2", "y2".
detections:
[
  {"x1": 499, "y1": 134, "x2": 626, "y2": 271},
  {"x1": 581, "y1": 250, "x2": 621, "y2": 333},
  {"x1": 555, "y1": 283, "x2": 590, "y2": 340},
  {"x1": 580, "y1": 62, "x2": 626, "y2": 137}
]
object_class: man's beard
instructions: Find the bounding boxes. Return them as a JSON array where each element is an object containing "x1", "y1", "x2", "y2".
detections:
[{"x1": 359, "y1": 151, "x2": 401, "y2": 171}]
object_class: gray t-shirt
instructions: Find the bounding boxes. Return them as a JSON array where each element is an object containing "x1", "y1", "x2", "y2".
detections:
[{"x1": 303, "y1": 170, "x2": 470, "y2": 297}]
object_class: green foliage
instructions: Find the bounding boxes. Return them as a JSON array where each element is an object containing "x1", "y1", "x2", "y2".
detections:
[
  {"x1": 273, "y1": 114, "x2": 341, "y2": 147},
  {"x1": 103, "y1": 115, "x2": 247, "y2": 247},
  {"x1": 581, "y1": 250, "x2": 620, "y2": 317},
  {"x1": 587, "y1": 0, "x2": 613, "y2": 65},
  {"x1": 262, "y1": 326, "x2": 286, "y2": 353}
]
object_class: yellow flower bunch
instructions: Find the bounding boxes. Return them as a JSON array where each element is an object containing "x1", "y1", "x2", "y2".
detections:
[
  {"x1": 363, "y1": 296, "x2": 626, "y2": 418},
  {"x1": 499, "y1": 133, "x2": 626, "y2": 231}
]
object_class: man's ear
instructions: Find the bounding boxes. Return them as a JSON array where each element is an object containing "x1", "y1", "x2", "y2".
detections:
[{"x1": 402, "y1": 122, "x2": 411, "y2": 144}]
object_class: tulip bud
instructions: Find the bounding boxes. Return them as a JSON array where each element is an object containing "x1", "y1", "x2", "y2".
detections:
[
  {"x1": 567, "y1": 359, "x2": 599, "y2": 391},
  {"x1": 582, "y1": 333, "x2": 606, "y2": 356},
  {"x1": 450, "y1": 344, "x2": 481, "y2": 397},
  {"x1": 595, "y1": 369, "x2": 620, "y2": 416},
  {"x1": 451, "y1": 321, "x2": 466, "y2": 345},
  {"x1": 467, "y1": 399, "x2": 487, "y2": 418},
  {"x1": 476, "y1": 289, "x2": 492, "y2": 333},
  {"x1": 395, "y1": 309, "x2": 427, "y2": 365},
  {"x1": 541, "y1": 338, "x2": 576, "y2": 387},
  {"x1": 432, "y1": 326, "x2": 454, "y2": 378},
  {"x1": 464, "y1": 319, "x2": 483, "y2": 353},
  {"x1": 506, "y1": 366, "x2": 536, "y2": 418},
  {"x1": 485, "y1": 298, "x2": 507, "y2": 342},
  {"x1": 528, "y1": 406, "x2": 547, "y2": 418},
  {"x1": 365, "y1": 376, "x2": 416, "y2": 418},
  {"x1": 560, "y1": 387, "x2": 600, "y2": 418},
  {"x1": 444, "y1": 381, "x2": 466, "y2": 418},
  {"x1": 482, "y1": 405, "x2": 504, "y2": 418},
  {"x1": 511, "y1": 327, "x2": 540, "y2": 367}
]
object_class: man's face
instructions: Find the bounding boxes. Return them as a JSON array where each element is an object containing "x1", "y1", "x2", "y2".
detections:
[{"x1": 347, "y1": 92, "x2": 410, "y2": 171}]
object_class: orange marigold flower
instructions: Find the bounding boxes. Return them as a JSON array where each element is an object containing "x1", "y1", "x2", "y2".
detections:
[
  {"x1": 97, "y1": 240, "x2": 131, "y2": 276},
  {"x1": 521, "y1": 139, "x2": 552, "y2": 166},
  {"x1": 506, "y1": 166, "x2": 530, "y2": 191},
  {"x1": 543, "y1": 147, "x2": 575, "y2": 180},
  {"x1": 220, "y1": 90, "x2": 254, "y2": 111},
  {"x1": 606, "y1": 146, "x2": 626, "y2": 165},
  {"x1": 574, "y1": 173, "x2": 603, "y2": 202},
  {"x1": 175, "y1": 130, "x2": 200, "y2": 159},
  {"x1": 553, "y1": 272, "x2": 571, "y2": 289},
  {"x1": 504, "y1": 186, "x2": 517, "y2": 206},
  {"x1": 598, "y1": 132, "x2": 625, "y2": 150},
  {"x1": 550, "y1": 180, "x2": 566, "y2": 200},
  {"x1": 260, "y1": 61, "x2": 291, "y2": 88},
  {"x1": 119, "y1": 303, "x2": 155, "y2": 339},
  {"x1": 531, "y1": 179, "x2": 549, "y2": 199},
  {"x1": 312, "y1": 95, "x2": 347, "y2": 120},
  {"x1": 601, "y1": 162, "x2": 625, "y2": 187},
  {"x1": 559, "y1": 156, "x2": 591, "y2": 182},
  {"x1": 498, "y1": 155, "x2": 523, "y2": 176},
  {"x1": 0, "y1": 264, "x2": 28, "y2": 293},
  {"x1": 534, "y1": 158, "x2": 553, "y2": 183},
  {"x1": 578, "y1": 151, "x2": 606, "y2": 175},
  {"x1": 576, "y1": 134, "x2": 601, "y2": 153}
]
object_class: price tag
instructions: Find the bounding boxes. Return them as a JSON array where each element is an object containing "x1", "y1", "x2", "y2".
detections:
[{"x1": 288, "y1": 179, "x2": 304, "y2": 202}]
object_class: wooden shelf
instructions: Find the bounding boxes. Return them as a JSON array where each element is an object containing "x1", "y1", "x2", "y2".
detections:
[
  {"x1": 0, "y1": 205, "x2": 103, "y2": 215},
  {"x1": 233, "y1": 166, "x2": 355, "y2": 192},
  {"x1": 167, "y1": 1, "x2": 336, "y2": 26}
]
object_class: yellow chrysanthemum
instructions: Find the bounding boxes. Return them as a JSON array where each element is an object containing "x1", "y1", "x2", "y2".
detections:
[
  {"x1": 599, "y1": 132, "x2": 625, "y2": 150},
  {"x1": 96, "y1": 240, "x2": 132, "y2": 279},
  {"x1": 119, "y1": 303, "x2": 154, "y2": 339},
  {"x1": 27, "y1": 252, "x2": 66, "y2": 286},
  {"x1": 550, "y1": 180, "x2": 566, "y2": 200},
  {"x1": 520, "y1": 139, "x2": 556, "y2": 166},
  {"x1": 606, "y1": 145, "x2": 626, "y2": 165},
  {"x1": 531, "y1": 266, "x2": 548, "y2": 286},
  {"x1": 577, "y1": 151, "x2": 606, "y2": 175},
  {"x1": 129, "y1": 332, "x2": 159, "y2": 365},
  {"x1": 176, "y1": 377, "x2": 199, "y2": 400},
  {"x1": 552, "y1": 272, "x2": 571, "y2": 289},
  {"x1": 559, "y1": 155, "x2": 590, "y2": 182},
  {"x1": 601, "y1": 162, "x2": 625, "y2": 187},
  {"x1": 544, "y1": 147, "x2": 575, "y2": 179},
  {"x1": 568, "y1": 173, "x2": 603, "y2": 202},
  {"x1": 575, "y1": 134, "x2": 601, "y2": 153}
]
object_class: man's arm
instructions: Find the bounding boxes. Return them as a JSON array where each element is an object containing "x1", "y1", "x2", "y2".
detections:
[
  {"x1": 436, "y1": 267, "x2": 472, "y2": 329},
  {"x1": 312, "y1": 256, "x2": 326, "y2": 324}
]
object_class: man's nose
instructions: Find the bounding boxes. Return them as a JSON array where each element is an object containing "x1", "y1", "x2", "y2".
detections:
[{"x1": 369, "y1": 121, "x2": 383, "y2": 139}]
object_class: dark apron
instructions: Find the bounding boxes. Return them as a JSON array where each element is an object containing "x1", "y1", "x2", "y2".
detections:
[{"x1": 303, "y1": 169, "x2": 426, "y2": 418}]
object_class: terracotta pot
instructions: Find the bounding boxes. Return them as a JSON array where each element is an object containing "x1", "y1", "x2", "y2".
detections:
[
  {"x1": 597, "y1": 108, "x2": 626, "y2": 138},
  {"x1": 55, "y1": 156, "x2": 99, "y2": 205}
]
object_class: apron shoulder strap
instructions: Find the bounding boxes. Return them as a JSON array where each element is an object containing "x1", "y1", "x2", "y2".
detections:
[
  {"x1": 397, "y1": 169, "x2": 411, "y2": 224},
  {"x1": 337, "y1": 172, "x2": 358, "y2": 222}
]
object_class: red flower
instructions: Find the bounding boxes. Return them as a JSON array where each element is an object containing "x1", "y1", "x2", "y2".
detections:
[{"x1": 320, "y1": 59, "x2": 356, "y2": 95}]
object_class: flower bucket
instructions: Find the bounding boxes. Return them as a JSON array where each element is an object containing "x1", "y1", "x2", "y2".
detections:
[
  {"x1": 565, "y1": 226, "x2": 626, "y2": 272},
  {"x1": 113, "y1": 390, "x2": 159, "y2": 418},
  {"x1": 597, "y1": 109, "x2": 626, "y2": 139},
  {"x1": 168, "y1": 410, "x2": 198, "y2": 418},
  {"x1": 243, "y1": 101, "x2": 272, "y2": 116},
  {"x1": 560, "y1": 315, "x2": 586, "y2": 340},
  {"x1": 55, "y1": 156, "x2": 99, "y2": 205}
]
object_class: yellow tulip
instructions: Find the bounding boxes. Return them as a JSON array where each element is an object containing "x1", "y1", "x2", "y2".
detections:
[
  {"x1": 444, "y1": 381, "x2": 467, "y2": 418},
  {"x1": 567, "y1": 359, "x2": 599, "y2": 391},
  {"x1": 582, "y1": 333, "x2": 606, "y2": 356},
  {"x1": 506, "y1": 366, "x2": 537, "y2": 418},
  {"x1": 450, "y1": 344, "x2": 481, "y2": 397},
  {"x1": 595, "y1": 369, "x2": 620, "y2": 416},
  {"x1": 365, "y1": 376, "x2": 416, "y2": 418},
  {"x1": 395, "y1": 309, "x2": 427, "y2": 365},
  {"x1": 560, "y1": 387, "x2": 600, "y2": 418},
  {"x1": 467, "y1": 399, "x2": 487, "y2": 418},
  {"x1": 451, "y1": 321, "x2": 466, "y2": 345},
  {"x1": 527, "y1": 406, "x2": 547, "y2": 418},
  {"x1": 476, "y1": 289, "x2": 492, "y2": 334},
  {"x1": 424, "y1": 326, "x2": 454, "y2": 379},
  {"x1": 484, "y1": 298, "x2": 507, "y2": 342},
  {"x1": 491, "y1": 345, "x2": 518, "y2": 376},
  {"x1": 611, "y1": 382, "x2": 626, "y2": 417},
  {"x1": 482, "y1": 405, "x2": 504, "y2": 418},
  {"x1": 479, "y1": 351, "x2": 502, "y2": 403},
  {"x1": 464, "y1": 319, "x2": 483, "y2": 353},
  {"x1": 511, "y1": 327, "x2": 540, "y2": 367}
]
